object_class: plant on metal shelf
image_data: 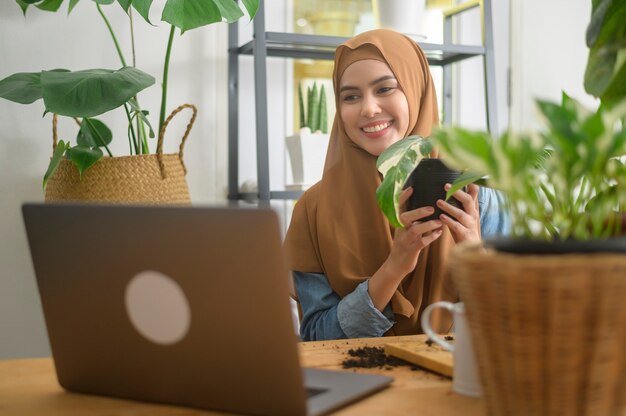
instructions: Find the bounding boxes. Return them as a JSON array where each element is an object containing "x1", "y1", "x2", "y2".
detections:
[
  {"x1": 287, "y1": 81, "x2": 330, "y2": 188},
  {"x1": 299, "y1": 81, "x2": 329, "y2": 134}
]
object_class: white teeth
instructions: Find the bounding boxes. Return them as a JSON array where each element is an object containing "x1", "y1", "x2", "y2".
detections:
[{"x1": 362, "y1": 122, "x2": 391, "y2": 133}]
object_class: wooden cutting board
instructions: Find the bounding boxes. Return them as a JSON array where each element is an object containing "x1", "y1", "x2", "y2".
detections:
[{"x1": 384, "y1": 336, "x2": 453, "y2": 377}]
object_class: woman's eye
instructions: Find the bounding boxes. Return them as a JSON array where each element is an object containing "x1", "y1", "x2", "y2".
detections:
[
  {"x1": 378, "y1": 86, "x2": 394, "y2": 94},
  {"x1": 342, "y1": 95, "x2": 359, "y2": 102}
]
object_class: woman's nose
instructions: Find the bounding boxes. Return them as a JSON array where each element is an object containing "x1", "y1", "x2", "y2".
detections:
[{"x1": 360, "y1": 95, "x2": 381, "y2": 118}]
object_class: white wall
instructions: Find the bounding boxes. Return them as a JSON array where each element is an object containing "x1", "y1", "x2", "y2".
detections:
[
  {"x1": 510, "y1": 0, "x2": 595, "y2": 131},
  {"x1": 0, "y1": 0, "x2": 230, "y2": 358}
]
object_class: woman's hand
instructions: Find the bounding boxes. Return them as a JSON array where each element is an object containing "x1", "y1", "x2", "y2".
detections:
[
  {"x1": 436, "y1": 183, "x2": 481, "y2": 244},
  {"x1": 386, "y1": 187, "x2": 443, "y2": 278},
  {"x1": 369, "y1": 187, "x2": 443, "y2": 311}
]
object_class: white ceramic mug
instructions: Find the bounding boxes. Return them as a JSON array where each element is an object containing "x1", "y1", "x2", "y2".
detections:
[{"x1": 420, "y1": 301, "x2": 482, "y2": 397}]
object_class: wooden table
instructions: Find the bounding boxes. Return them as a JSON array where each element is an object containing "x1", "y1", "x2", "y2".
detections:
[{"x1": 0, "y1": 335, "x2": 484, "y2": 416}]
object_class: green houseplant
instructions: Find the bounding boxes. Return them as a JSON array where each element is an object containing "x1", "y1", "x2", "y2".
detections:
[
  {"x1": 0, "y1": 0, "x2": 258, "y2": 202},
  {"x1": 286, "y1": 81, "x2": 330, "y2": 188},
  {"x1": 375, "y1": 2, "x2": 626, "y2": 415},
  {"x1": 376, "y1": 96, "x2": 626, "y2": 416},
  {"x1": 432, "y1": 96, "x2": 626, "y2": 416},
  {"x1": 298, "y1": 82, "x2": 329, "y2": 134}
]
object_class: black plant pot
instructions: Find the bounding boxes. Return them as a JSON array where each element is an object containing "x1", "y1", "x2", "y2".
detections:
[
  {"x1": 485, "y1": 236, "x2": 626, "y2": 255},
  {"x1": 404, "y1": 158, "x2": 464, "y2": 222}
]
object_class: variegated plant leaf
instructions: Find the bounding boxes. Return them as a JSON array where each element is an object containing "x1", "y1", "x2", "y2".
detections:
[
  {"x1": 445, "y1": 171, "x2": 486, "y2": 200},
  {"x1": 376, "y1": 135, "x2": 427, "y2": 175},
  {"x1": 376, "y1": 135, "x2": 430, "y2": 228}
]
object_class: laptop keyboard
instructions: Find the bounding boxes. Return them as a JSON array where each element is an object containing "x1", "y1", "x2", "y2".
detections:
[{"x1": 306, "y1": 387, "x2": 327, "y2": 398}]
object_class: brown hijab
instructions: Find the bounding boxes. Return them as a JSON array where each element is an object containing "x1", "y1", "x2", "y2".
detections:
[{"x1": 284, "y1": 29, "x2": 456, "y2": 335}]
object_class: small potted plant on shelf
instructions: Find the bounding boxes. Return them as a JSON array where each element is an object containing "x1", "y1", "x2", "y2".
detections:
[
  {"x1": 0, "y1": 0, "x2": 258, "y2": 204},
  {"x1": 286, "y1": 81, "x2": 330, "y2": 190}
]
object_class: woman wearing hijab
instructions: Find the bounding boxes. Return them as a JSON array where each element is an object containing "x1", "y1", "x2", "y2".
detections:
[{"x1": 284, "y1": 29, "x2": 509, "y2": 341}]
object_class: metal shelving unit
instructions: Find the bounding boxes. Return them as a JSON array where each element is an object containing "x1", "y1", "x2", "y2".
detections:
[{"x1": 228, "y1": 0, "x2": 496, "y2": 202}]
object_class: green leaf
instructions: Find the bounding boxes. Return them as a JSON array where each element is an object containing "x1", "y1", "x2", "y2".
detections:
[
  {"x1": 128, "y1": 98, "x2": 155, "y2": 138},
  {"x1": 307, "y1": 82, "x2": 319, "y2": 131},
  {"x1": 117, "y1": 0, "x2": 131, "y2": 11},
  {"x1": 590, "y1": 0, "x2": 626, "y2": 48},
  {"x1": 445, "y1": 171, "x2": 484, "y2": 199},
  {"x1": 586, "y1": 0, "x2": 611, "y2": 47},
  {"x1": 16, "y1": 0, "x2": 30, "y2": 14},
  {"x1": 40, "y1": 67, "x2": 155, "y2": 117},
  {"x1": 536, "y1": 99, "x2": 579, "y2": 153},
  {"x1": 419, "y1": 139, "x2": 433, "y2": 157},
  {"x1": 69, "y1": 145, "x2": 103, "y2": 177},
  {"x1": 319, "y1": 84, "x2": 328, "y2": 134},
  {"x1": 0, "y1": 69, "x2": 70, "y2": 105},
  {"x1": 93, "y1": 0, "x2": 115, "y2": 4},
  {"x1": 131, "y1": 0, "x2": 154, "y2": 24},
  {"x1": 68, "y1": 0, "x2": 80, "y2": 13},
  {"x1": 584, "y1": 46, "x2": 616, "y2": 97},
  {"x1": 35, "y1": 0, "x2": 64, "y2": 11},
  {"x1": 162, "y1": 0, "x2": 242, "y2": 33},
  {"x1": 77, "y1": 118, "x2": 113, "y2": 147},
  {"x1": 431, "y1": 127, "x2": 495, "y2": 174},
  {"x1": 376, "y1": 135, "x2": 427, "y2": 175},
  {"x1": 600, "y1": 56, "x2": 626, "y2": 105},
  {"x1": 0, "y1": 72, "x2": 43, "y2": 104},
  {"x1": 298, "y1": 84, "x2": 305, "y2": 129},
  {"x1": 375, "y1": 166, "x2": 404, "y2": 228},
  {"x1": 376, "y1": 135, "x2": 429, "y2": 228},
  {"x1": 43, "y1": 139, "x2": 69, "y2": 188},
  {"x1": 584, "y1": 0, "x2": 626, "y2": 100},
  {"x1": 137, "y1": 110, "x2": 155, "y2": 138},
  {"x1": 21, "y1": 0, "x2": 42, "y2": 4},
  {"x1": 240, "y1": 0, "x2": 259, "y2": 19},
  {"x1": 212, "y1": 0, "x2": 245, "y2": 22}
]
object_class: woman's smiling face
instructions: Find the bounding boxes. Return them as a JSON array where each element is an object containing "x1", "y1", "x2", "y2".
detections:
[{"x1": 338, "y1": 59, "x2": 410, "y2": 156}]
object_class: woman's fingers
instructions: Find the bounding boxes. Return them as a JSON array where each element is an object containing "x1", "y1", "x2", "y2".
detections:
[
  {"x1": 468, "y1": 183, "x2": 480, "y2": 212},
  {"x1": 436, "y1": 184, "x2": 478, "y2": 224},
  {"x1": 446, "y1": 184, "x2": 475, "y2": 213},
  {"x1": 439, "y1": 212, "x2": 465, "y2": 234},
  {"x1": 408, "y1": 218, "x2": 441, "y2": 234},
  {"x1": 420, "y1": 228, "x2": 443, "y2": 246},
  {"x1": 398, "y1": 187, "x2": 413, "y2": 211},
  {"x1": 437, "y1": 198, "x2": 468, "y2": 223},
  {"x1": 407, "y1": 220, "x2": 443, "y2": 248},
  {"x1": 400, "y1": 206, "x2": 435, "y2": 226}
]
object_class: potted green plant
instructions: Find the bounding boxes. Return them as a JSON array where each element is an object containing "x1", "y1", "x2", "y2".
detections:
[
  {"x1": 0, "y1": 0, "x2": 258, "y2": 203},
  {"x1": 375, "y1": 135, "x2": 467, "y2": 227},
  {"x1": 286, "y1": 81, "x2": 330, "y2": 189},
  {"x1": 432, "y1": 93, "x2": 626, "y2": 416},
  {"x1": 373, "y1": 1, "x2": 626, "y2": 414}
]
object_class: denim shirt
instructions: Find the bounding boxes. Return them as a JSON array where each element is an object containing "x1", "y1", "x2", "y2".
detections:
[{"x1": 294, "y1": 187, "x2": 510, "y2": 341}]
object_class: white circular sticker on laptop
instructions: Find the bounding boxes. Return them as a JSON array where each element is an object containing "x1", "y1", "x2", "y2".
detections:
[{"x1": 125, "y1": 270, "x2": 191, "y2": 345}]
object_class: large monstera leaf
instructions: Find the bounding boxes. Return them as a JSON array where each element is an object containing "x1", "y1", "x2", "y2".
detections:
[
  {"x1": 16, "y1": 0, "x2": 259, "y2": 32},
  {"x1": 0, "y1": 67, "x2": 155, "y2": 118}
]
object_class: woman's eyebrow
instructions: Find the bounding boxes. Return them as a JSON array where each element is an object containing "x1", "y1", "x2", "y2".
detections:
[
  {"x1": 339, "y1": 75, "x2": 396, "y2": 93},
  {"x1": 369, "y1": 75, "x2": 396, "y2": 86}
]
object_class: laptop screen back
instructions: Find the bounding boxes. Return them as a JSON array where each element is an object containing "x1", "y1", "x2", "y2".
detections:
[{"x1": 23, "y1": 204, "x2": 308, "y2": 416}]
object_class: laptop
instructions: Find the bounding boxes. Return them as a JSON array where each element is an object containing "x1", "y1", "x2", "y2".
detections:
[{"x1": 22, "y1": 203, "x2": 392, "y2": 416}]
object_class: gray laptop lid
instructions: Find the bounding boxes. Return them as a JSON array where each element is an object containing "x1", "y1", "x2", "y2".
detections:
[{"x1": 23, "y1": 204, "x2": 391, "y2": 416}]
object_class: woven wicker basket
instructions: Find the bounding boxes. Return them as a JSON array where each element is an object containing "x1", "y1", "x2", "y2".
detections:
[
  {"x1": 449, "y1": 242, "x2": 626, "y2": 416},
  {"x1": 45, "y1": 104, "x2": 196, "y2": 205}
]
